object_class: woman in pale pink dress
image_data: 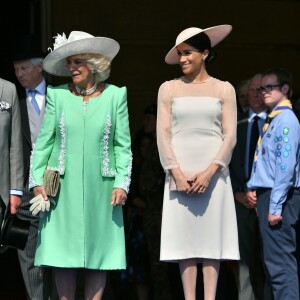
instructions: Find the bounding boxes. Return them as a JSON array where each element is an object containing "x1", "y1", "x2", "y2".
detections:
[{"x1": 157, "y1": 25, "x2": 240, "y2": 300}]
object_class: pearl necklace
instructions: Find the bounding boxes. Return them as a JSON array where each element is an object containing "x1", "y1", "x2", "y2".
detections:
[{"x1": 75, "y1": 83, "x2": 97, "y2": 96}]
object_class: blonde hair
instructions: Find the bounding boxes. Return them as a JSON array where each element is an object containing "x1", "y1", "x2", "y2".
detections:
[{"x1": 78, "y1": 53, "x2": 111, "y2": 83}]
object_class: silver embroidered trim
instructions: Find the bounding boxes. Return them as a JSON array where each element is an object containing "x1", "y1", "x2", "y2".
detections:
[
  {"x1": 47, "y1": 113, "x2": 66, "y2": 174},
  {"x1": 29, "y1": 114, "x2": 66, "y2": 188},
  {"x1": 29, "y1": 144, "x2": 39, "y2": 189},
  {"x1": 119, "y1": 152, "x2": 133, "y2": 193},
  {"x1": 102, "y1": 115, "x2": 116, "y2": 176}
]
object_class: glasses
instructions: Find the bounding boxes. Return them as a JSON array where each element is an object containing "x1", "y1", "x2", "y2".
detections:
[
  {"x1": 248, "y1": 88, "x2": 260, "y2": 95},
  {"x1": 258, "y1": 84, "x2": 283, "y2": 94}
]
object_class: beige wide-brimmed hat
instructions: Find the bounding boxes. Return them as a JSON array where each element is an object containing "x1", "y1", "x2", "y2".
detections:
[
  {"x1": 165, "y1": 25, "x2": 232, "y2": 64},
  {"x1": 43, "y1": 31, "x2": 120, "y2": 76}
]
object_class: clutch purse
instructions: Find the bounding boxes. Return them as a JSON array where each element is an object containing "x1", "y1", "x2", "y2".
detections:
[
  {"x1": 43, "y1": 169, "x2": 60, "y2": 197},
  {"x1": 0, "y1": 211, "x2": 31, "y2": 253}
]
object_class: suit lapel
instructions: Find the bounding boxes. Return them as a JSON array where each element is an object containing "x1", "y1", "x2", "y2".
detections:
[
  {"x1": 240, "y1": 121, "x2": 248, "y2": 154},
  {"x1": 237, "y1": 120, "x2": 248, "y2": 178},
  {"x1": 19, "y1": 89, "x2": 32, "y2": 147}
]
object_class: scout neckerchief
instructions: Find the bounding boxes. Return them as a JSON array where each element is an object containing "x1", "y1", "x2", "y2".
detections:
[{"x1": 252, "y1": 99, "x2": 293, "y2": 172}]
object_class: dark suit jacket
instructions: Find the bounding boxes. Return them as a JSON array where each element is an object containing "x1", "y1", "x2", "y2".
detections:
[
  {"x1": 230, "y1": 118, "x2": 248, "y2": 194},
  {"x1": 230, "y1": 116, "x2": 268, "y2": 300},
  {"x1": 229, "y1": 118, "x2": 252, "y2": 219},
  {"x1": 18, "y1": 88, "x2": 32, "y2": 185}
]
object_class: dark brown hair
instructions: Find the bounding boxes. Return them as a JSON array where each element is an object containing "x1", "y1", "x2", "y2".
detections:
[{"x1": 184, "y1": 32, "x2": 217, "y2": 64}]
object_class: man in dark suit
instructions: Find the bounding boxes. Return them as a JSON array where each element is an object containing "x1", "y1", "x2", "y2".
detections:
[
  {"x1": 12, "y1": 35, "x2": 52, "y2": 300},
  {"x1": 0, "y1": 77, "x2": 23, "y2": 224},
  {"x1": 236, "y1": 79, "x2": 250, "y2": 120},
  {"x1": 230, "y1": 74, "x2": 271, "y2": 300}
]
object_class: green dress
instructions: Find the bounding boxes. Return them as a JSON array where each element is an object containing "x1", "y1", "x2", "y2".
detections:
[{"x1": 30, "y1": 83, "x2": 132, "y2": 270}]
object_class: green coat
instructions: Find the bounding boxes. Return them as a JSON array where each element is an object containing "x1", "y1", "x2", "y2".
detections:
[{"x1": 30, "y1": 83, "x2": 132, "y2": 269}]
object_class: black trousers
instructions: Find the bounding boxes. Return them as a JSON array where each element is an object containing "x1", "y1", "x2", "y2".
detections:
[{"x1": 17, "y1": 183, "x2": 53, "y2": 300}]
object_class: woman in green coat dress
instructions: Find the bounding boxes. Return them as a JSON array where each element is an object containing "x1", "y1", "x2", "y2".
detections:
[{"x1": 29, "y1": 31, "x2": 132, "y2": 300}]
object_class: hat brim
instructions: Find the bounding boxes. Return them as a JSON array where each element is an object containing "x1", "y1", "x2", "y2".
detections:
[
  {"x1": 43, "y1": 37, "x2": 120, "y2": 76},
  {"x1": 165, "y1": 25, "x2": 232, "y2": 64}
]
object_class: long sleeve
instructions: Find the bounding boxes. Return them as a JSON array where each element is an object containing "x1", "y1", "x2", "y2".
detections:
[
  {"x1": 10, "y1": 85, "x2": 24, "y2": 191},
  {"x1": 212, "y1": 82, "x2": 237, "y2": 168},
  {"x1": 269, "y1": 112, "x2": 300, "y2": 214},
  {"x1": 156, "y1": 81, "x2": 179, "y2": 171},
  {"x1": 112, "y1": 87, "x2": 132, "y2": 193},
  {"x1": 29, "y1": 87, "x2": 57, "y2": 188}
]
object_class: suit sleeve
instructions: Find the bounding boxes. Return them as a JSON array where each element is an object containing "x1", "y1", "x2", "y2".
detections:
[
  {"x1": 29, "y1": 87, "x2": 56, "y2": 188},
  {"x1": 10, "y1": 85, "x2": 24, "y2": 191},
  {"x1": 112, "y1": 87, "x2": 132, "y2": 193}
]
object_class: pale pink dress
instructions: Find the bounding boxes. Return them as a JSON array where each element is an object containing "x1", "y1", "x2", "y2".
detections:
[{"x1": 157, "y1": 76, "x2": 240, "y2": 261}]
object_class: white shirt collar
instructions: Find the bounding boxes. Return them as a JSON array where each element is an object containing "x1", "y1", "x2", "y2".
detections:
[
  {"x1": 26, "y1": 78, "x2": 46, "y2": 96},
  {"x1": 248, "y1": 108, "x2": 267, "y2": 122}
]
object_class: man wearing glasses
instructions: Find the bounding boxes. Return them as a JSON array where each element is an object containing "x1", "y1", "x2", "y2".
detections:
[{"x1": 247, "y1": 68, "x2": 300, "y2": 299}]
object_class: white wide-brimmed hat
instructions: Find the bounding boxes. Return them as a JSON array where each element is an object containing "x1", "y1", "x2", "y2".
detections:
[
  {"x1": 165, "y1": 25, "x2": 232, "y2": 64},
  {"x1": 43, "y1": 31, "x2": 120, "y2": 76}
]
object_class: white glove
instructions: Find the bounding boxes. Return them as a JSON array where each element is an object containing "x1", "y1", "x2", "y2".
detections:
[{"x1": 29, "y1": 195, "x2": 56, "y2": 216}]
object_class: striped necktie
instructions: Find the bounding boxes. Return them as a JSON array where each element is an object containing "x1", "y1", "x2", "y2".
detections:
[
  {"x1": 253, "y1": 99, "x2": 293, "y2": 171},
  {"x1": 29, "y1": 89, "x2": 40, "y2": 115}
]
